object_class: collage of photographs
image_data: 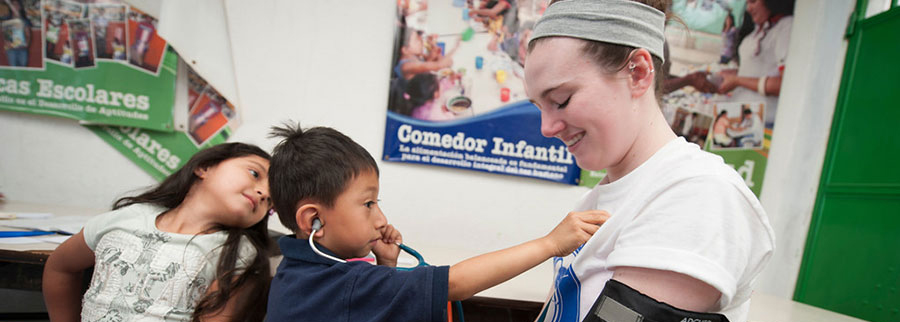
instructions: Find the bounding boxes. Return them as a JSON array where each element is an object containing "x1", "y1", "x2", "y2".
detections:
[
  {"x1": 186, "y1": 66, "x2": 235, "y2": 146},
  {"x1": 0, "y1": 0, "x2": 167, "y2": 74},
  {"x1": 388, "y1": 0, "x2": 546, "y2": 122},
  {"x1": 387, "y1": 0, "x2": 790, "y2": 153},
  {"x1": 661, "y1": 0, "x2": 793, "y2": 153}
]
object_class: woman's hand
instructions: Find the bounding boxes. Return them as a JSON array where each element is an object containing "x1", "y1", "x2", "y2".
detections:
[
  {"x1": 543, "y1": 210, "x2": 610, "y2": 257},
  {"x1": 685, "y1": 72, "x2": 718, "y2": 93},
  {"x1": 718, "y1": 73, "x2": 739, "y2": 94}
]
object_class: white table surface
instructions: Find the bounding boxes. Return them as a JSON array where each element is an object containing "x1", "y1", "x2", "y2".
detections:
[{"x1": 0, "y1": 200, "x2": 103, "y2": 252}]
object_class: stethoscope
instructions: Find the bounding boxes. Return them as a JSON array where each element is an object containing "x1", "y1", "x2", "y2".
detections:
[
  {"x1": 309, "y1": 219, "x2": 464, "y2": 321},
  {"x1": 308, "y1": 218, "x2": 427, "y2": 269}
]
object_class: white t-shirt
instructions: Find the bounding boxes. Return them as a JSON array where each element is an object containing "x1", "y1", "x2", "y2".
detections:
[
  {"x1": 538, "y1": 137, "x2": 775, "y2": 322},
  {"x1": 82, "y1": 203, "x2": 255, "y2": 322},
  {"x1": 730, "y1": 16, "x2": 793, "y2": 127}
]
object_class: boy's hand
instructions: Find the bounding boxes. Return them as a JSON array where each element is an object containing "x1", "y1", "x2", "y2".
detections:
[
  {"x1": 544, "y1": 210, "x2": 610, "y2": 257},
  {"x1": 373, "y1": 224, "x2": 402, "y2": 267}
]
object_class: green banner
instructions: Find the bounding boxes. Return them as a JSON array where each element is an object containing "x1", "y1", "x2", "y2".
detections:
[
  {"x1": 89, "y1": 67, "x2": 238, "y2": 181},
  {"x1": 0, "y1": 52, "x2": 177, "y2": 130},
  {"x1": 0, "y1": 1, "x2": 177, "y2": 131},
  {"x1": 89, "y1": 125, "x2": 230, "y2": 181}
]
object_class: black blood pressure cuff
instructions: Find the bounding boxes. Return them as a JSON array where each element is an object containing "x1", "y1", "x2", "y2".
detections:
[{"x1": 581, "y1": 279, "x2": 730, "y2": 322}]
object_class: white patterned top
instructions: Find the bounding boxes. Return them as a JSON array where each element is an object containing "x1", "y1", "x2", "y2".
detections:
[{"x1": 82, "y1": 203, "x2": 254, "y2": 321}]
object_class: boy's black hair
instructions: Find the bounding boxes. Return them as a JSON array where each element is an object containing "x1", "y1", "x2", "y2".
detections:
[{"x1": 268, "y1": 122, "x2": 379, "y2": 233}]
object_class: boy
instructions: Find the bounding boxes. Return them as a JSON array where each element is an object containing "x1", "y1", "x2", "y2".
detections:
[{"x1": 265, "y1": 123, "x2": 608, "y2": 321}]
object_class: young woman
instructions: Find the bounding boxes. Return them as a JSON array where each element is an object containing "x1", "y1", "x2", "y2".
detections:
[{"x1": 524, "y1": 1, "x2": 775, "y2": 321}]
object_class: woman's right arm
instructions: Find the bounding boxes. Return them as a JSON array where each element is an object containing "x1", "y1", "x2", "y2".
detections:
[{"x1": 43, "y1": 230, "x2": 95, "y2": 322}]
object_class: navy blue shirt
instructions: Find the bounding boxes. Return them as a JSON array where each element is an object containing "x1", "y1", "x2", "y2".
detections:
[{"x1": 266, "y1": 236, "x2": 449, "y2": 322}]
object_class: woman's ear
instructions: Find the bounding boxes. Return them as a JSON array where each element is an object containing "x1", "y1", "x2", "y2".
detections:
[
  {"x1": 295, "y1": 204, "x2": 323, "y2": 238},
  {"x1": 627, "y1": 48, "x2": 655, "y2": 98}
]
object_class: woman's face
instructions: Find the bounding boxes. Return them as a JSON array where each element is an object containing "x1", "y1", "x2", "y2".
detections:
[
  {"x1": 746, "y1": 0, "x2": 771, "y2": 25},
  {"x1": 524, "y1": 37, "x2": 638, "y2": 171}
]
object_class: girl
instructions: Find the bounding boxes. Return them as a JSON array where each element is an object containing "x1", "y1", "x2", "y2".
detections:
[
  {"x1": 43, "y1": 143, "x2": 273, "y2": 322},
  {"x1": 524, "y1": 0, "x2": 774, "y2": 321}
]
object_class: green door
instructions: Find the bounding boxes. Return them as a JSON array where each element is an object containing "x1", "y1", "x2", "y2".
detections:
[{"x1": 794, "y1": 2, "x2": 900, "y2": 322}]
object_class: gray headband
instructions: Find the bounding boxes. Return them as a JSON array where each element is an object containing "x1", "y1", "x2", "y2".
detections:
[{"x1": 530, "y1": 0, "x2": 666, "y2": 63}]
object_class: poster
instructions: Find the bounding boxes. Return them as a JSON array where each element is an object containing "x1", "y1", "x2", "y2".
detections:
[
  {"x1": 384, "y1": 0, "x2": 582, "y2": 184},
  {"x1": 0, "y1": 0, "x2": 176, "y2": 132},
  {"x1": 88, "y1": 66, "x2": 238, "y2": 181},
  {"x1": 662, "y1": 0, "x2": 794, "y2": 196}
]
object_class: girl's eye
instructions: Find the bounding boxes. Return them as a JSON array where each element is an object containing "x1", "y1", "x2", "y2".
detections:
[
  {"x1": 557, "y1": 96, "x2": 570, "y2": 109},
  {"x1": 249, "y1": 169, "x2": 259, "y2": 178}
]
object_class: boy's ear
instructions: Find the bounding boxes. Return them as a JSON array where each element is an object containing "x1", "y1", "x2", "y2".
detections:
[{"x1": 295, "y1": 204, "x2": 323, "y2": 238}]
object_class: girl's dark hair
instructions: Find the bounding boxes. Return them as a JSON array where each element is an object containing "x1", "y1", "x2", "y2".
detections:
[
  {"x1": 113, "y1": 143, "x2": 273, "y2": 322},
  {"x1": 406, "y1": 73, "x2": 439, "y2": 108},
  {"x1": 749, "y1": 0, "x2": 794, "y2": 57},
  {"x1": 717, "y1": 110, "x2": 728, "y2": 120},
  {"x1": 763, "y1": 0, "x2": 794, "y2": 16},
  {"x1": 529, "y1": 0, "x2": 674, "y2": 105},
  {"x1": 389, "y1": 73, "x2": 438, "y2": 116},
  {"x1": 734, "y1": 11, "x2": 755, "y2": 62}
]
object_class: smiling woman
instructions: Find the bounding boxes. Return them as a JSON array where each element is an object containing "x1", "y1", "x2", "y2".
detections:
[{"x1": 523, "y1": 1, "x2": 775, "y2": 322}]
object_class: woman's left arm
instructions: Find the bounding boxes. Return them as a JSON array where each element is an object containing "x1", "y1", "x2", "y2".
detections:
[{"x1": 612, "y1": 266, "x2": 721, "y2": 312}]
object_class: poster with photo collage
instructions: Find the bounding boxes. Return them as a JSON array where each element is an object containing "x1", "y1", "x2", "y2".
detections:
[{"x1": 0, "y1": 0, "x2": 176, "y2": 131}]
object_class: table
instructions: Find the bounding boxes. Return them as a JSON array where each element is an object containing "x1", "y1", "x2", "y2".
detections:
[
  {"x1": 0, "y1": 201, "x2": 871, "y2": 322},
  {"x1": 0, "y1": 201, "x2": 102, "y2": 291}
]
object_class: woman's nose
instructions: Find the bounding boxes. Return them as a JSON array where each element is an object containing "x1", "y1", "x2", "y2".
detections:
[{"x1": 540, "y1": 110, "x2": 565, "y2": 138}]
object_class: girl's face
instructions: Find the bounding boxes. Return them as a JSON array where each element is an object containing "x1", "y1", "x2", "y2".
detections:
[
  {"x1": 746, "y1": 0, "x2": 771, "y2": 25},
  {"x1": 196, "y1": 155, "x2": 271, "y2": 229},
  {"x1": 318, "y1": 170, "x2": 387, "y2": 259},
  {"x1": 524, "y1": 37, "x2": 639, "y2": 171},
  {"x1": 405, "y1": 31, "x2": 424, "y2": 56}
]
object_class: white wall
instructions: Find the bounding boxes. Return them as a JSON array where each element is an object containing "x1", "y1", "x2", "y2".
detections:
[
  {"x1": 754, "y1": 0, "x2": 855, "y2": 298},
  {"x1": 0, "y1": 0, "x2": 853, "y2": 302}
]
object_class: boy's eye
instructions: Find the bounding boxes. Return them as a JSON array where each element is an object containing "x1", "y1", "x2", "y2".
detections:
[
  {"x1": 365, "y1": 199, "x2": 381, "y2": 208},
  {"x1": 249, "y1": 169, "x2": 259, "y2": 178}
]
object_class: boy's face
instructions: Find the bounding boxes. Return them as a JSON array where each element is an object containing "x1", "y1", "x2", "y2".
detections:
[{"x1": 318, "y1": 170, "x2": 387, "y2": 259}]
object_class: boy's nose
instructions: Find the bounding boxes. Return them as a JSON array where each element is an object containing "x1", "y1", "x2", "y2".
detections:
[{"x1": 374, "y1": 205, "x2": 387, "y2": 227}]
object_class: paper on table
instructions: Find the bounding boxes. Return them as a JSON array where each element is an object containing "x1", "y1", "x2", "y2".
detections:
[
  {"x1": 37, "y1": 235, "x2": 72, "y2": 244},
  {"x1": 12, "y1": 212, "x2": 54, "y2": 219},
  {"x1": 0, "y1": 237, "x2": 43, "y2": 244},
  {"x1": 0, "y1": 216, "x2": 91, "y2": 235}
]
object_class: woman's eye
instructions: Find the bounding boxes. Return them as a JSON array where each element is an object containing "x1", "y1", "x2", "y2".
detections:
[
  {"x1": 557, "y1": 97, "x2": 570, "y2": 109},
  {"x1": 365, "y1": 201, "x2": 375, "y2": 208},
  {"x1": 249, "y1": 169, "x2": 259, "y2": 178}
]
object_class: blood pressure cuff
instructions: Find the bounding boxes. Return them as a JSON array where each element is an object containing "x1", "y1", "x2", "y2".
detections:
[{"x1": 581, "y1": 279, "x2": 730, "y2": 322}]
